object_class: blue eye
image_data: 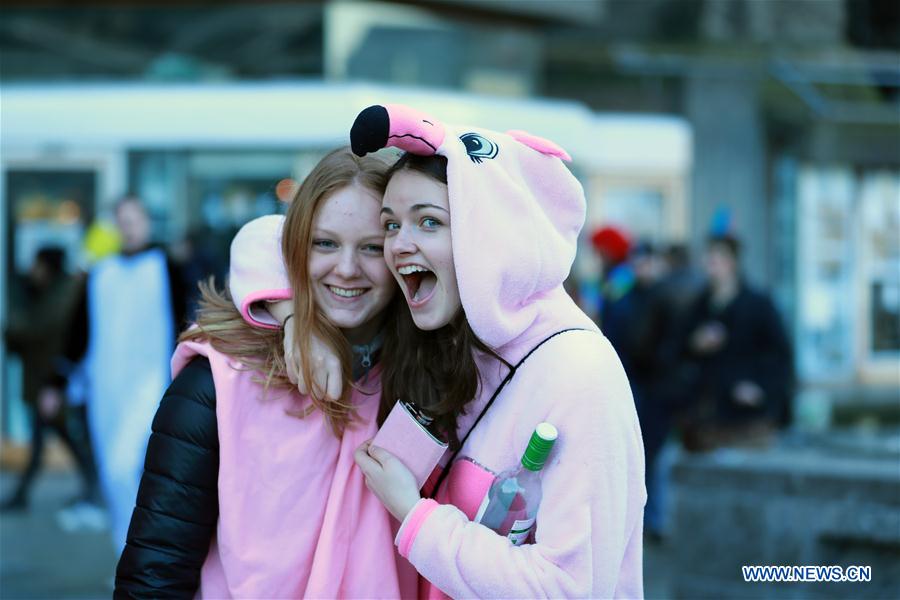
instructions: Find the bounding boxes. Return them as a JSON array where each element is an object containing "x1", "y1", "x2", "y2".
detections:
[
  {"x1": 313, "y1": 239, "x2": 337, "y2": 249},
  {"x1": 460, "y1": 132, "x2": 499, "y2": 163},
  {"x1": 421, "y1": 217, "x2": 441, "y2": 229},
  {"x1": 362, "y1": 244, "x2": 384, "y2": 254},
  {"x1": 383, "y1": 221, "x2": 399, "y2": 232}
]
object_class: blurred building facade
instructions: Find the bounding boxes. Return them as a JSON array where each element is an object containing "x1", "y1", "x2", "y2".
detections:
[{"x1": 2, "y1": 0, "x2": 898, "y2": 441}]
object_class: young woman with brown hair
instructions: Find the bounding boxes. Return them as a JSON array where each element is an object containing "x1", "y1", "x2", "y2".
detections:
[
  {"x1": 114, "y1": 147, "x2": 415, "y2": 599},
  {"x1": 350, "y1": 106, "x2": 645, "y2": 599}
]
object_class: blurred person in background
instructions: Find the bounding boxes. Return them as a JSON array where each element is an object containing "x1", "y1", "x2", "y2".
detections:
[
  {"x1": 674, "y1": 234, "x2": 793, "y2": 452},
  {"x1": 1, "y1": 247, "x2": 99, "y2": 511},
  {"x1": 115, "y1": 149, "x2": 411, "y2": 599},
  {"x1": 629, "y1": 243, "x2": 704, "y2": 541},
  {"x1": 169, "y1": 226, "x2": 229, "y2": 323},
  {"x1": 590, "y1": 225, "x2": 634, "y2": 354},
  {"x1": 58, "y1": 196, "x2": 187, "y2": 548},
  {"x1": 605, "y1": 240, "x2": 661, "y2": 379}
]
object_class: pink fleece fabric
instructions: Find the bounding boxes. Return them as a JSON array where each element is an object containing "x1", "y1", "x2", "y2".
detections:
[
  {"x1": 171, "y1": 343, "x2": 413, "y2": 599},
  {"x1": 229, "y1": 215, "x2": 292, "y2": 328},
  {"x1": 377, "y1": 105, "x2": 646, "y2": 598},
  {"x1": 241, "y1": 288, "x2": 292, "y2": 328},
  {"x1": 397, "y1": 499, "x2": 440, "y2": 559}
]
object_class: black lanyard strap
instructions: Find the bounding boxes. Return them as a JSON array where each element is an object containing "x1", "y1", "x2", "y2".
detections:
[{"x1": 428, "y1": 328, "x2": 586, "y2": 498}]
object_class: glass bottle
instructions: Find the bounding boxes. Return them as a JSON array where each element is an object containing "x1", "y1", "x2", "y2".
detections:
[{"x1": 474, "y1": 422, "x2": 558, "y2": 545}]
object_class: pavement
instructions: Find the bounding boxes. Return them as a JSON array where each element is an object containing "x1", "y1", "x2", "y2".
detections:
[
  {"x1": 0, "y1": 470, "x2": 117, "y2": 600},
  {"x1": 1, "y1": 468, "x2": 675, "y2": 599}
]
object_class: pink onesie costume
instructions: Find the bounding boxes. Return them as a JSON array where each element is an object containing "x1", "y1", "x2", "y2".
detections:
[{"x1": 239, "y1": 107, "x2": 647, "y2": 598}]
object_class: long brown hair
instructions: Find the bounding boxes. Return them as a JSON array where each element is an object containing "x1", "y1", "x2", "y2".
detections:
[
  {"x1": 379, "y1": 153, "x2": 509, "y2": 449},
  {"x1": 282, "y1": 147, "x2": 391, "y2": 435},
  {"x1": 180, "y1": 279, "x2": 291, "y2": 391},
  {"x1": 183, "y1": 146, "x2": 391, "y2": 437}
]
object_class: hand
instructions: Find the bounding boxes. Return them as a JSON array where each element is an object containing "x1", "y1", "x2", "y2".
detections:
[
  {"x1": 37, "y1": 386, "x2": 64, "y2": 420},
  {"x1": 282, "y1": 325, "x2": 343, "y2": 400},
  {"x1": 732, "y1": 380, "x2": 764, "y2": 407},
  {"x1": 268, "y1": 298, "x2": 342, "y2": 400},
  {"x1": 690, "y1": 322, "x2": 727, "y2": 354},
  {"x1": 354, "y1": 440, "x2": 421, "y2": 522}
]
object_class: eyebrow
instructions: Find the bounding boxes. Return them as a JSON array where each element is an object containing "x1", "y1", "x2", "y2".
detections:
[
  {"x1": 412, "y1": 203, "x2": 450, "y2": 214},
  {"x1": 313, "y1": 228, "x2": 383, "y2": 240},
  {"x1": 380, "y1": 204, "x2": 449, "y2": 215}
]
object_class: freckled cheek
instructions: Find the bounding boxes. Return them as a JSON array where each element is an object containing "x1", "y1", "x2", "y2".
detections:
[
  {"x1": 364, "y1": 262, "x2": 394, "y2": 292},
  {"x1": 307, "y1": 256, "x2": 332, "y2": 282}
]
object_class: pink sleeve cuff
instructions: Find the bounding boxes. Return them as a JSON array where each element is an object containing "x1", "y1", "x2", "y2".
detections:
[
  {"x1": 395, "y1": 498, "x2": 440, "y2": 559},
  {"x1": 239, "y1": 289, "x2": 292, "y2": 329}
]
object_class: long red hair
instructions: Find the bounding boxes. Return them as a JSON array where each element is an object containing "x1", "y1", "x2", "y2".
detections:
[{"x1": 282, "y1": 147, "x2": 391, "y2": 435}]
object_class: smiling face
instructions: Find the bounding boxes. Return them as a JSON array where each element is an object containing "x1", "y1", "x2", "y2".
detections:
[
  {"x1": 381, "y1": 169, "x2": 461, "y2": 331},
  {"x1": 308, "y1": 184, "x2": 395, "y2": 344}
]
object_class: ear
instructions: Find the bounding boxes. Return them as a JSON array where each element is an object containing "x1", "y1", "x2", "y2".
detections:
[{"x1": 506, "y1": 129, "x2": 572, "y2": 162}]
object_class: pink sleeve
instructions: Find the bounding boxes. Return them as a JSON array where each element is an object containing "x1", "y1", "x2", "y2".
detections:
[
  {"x1": 395, "y1": 498, "x2": 440, "y2": 558},
  {"x1": 227, "y1": 215, "x2": 293, "y2": 329},
  {"x1": 398, "y1": 335, "x2": 646, "y2": 599},
  {"x1": 240, "y1": 290, "x2": 293, "y2": 329}
]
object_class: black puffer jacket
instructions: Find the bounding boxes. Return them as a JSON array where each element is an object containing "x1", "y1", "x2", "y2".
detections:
[{"x1": 115, "y1": 357, "x2": 219, "y2": 599}]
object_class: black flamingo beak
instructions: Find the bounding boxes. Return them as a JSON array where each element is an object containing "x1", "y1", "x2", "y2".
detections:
[{"x1": 350, "y1": 105, "x2": 390, "y2": 157}]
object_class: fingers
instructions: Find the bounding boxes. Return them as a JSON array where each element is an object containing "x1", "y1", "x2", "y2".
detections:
[
  {"x1": 316, "y1": 369, "x2": 329, "y2": 401},
  {"x1": 326, "y1": 361, "x2": 342, "y2": 400},
  {"x1": 366, "y1": 444, "x2": 397, "y2": 465},
  {"x1": 287, "y1": 358, "x2": 299, "y2": 386},
  {"x1": 283, "y1": 335, "x2": 300, "y2": 386},
  {"x1": 309, "y1": 359, "x2": 342, "y2": 402},
  {"x1": 289, "y1": 350, "x2": 308, "y2": 395},
  {"x1": 292, "y1": 356, "x2": 308, "y2": 394},
  {"x1": 284, "y1": 330, "x2": 345, "y2": 401},
  {"x1": 354, "y1": 441, "x2": 371, "y2": 463},
  {"x1": 354, "y1": 441, "x2": 381, "y2": 473}
]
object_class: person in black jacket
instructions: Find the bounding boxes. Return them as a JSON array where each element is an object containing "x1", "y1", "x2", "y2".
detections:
[
  {"x1": 674, "y1": 234, "x2": 794, "y2": 451},
  {"x1": 627, "y1": 243, "x2": 704, "y2": 540},
  {"x1": 1, "y1": 247, "x2": 98, "y2": 511},
  {"x1": 115, "y1": 148, "x2": 408, "y2": 599}
]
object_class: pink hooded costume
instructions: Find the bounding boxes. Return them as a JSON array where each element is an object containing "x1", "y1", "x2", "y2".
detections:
[
  {"x1": 236, "y1": 106, "x2": 646, "y2": 598},
  {"x1": 179, "y1": 215, "x2": 414, "y2": 599}
]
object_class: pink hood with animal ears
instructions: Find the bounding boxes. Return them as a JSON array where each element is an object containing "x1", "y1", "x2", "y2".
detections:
[{"x1": 351, "y1": 104, "x2": 597, "y2": 352}]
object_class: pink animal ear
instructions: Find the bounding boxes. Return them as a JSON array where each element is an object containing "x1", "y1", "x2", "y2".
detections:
[{"x1": 506, "y1": 129, "x2": 572, "y2": 162}]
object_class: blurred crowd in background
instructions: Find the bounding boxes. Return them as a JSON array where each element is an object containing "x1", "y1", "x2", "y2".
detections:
[{"x1": 1, "y1": 1, "x2": 898, "y2": 598}]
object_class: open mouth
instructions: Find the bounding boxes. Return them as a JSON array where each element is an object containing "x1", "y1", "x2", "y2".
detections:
[
  {"x1": 397, "y1": 264, "x2": 437, "y2": 305},
  {"x1": 327, "y1": 285, "x2": 368, "y2": 299}
]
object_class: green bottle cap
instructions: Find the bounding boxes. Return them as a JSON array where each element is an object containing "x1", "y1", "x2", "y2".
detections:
[{"x1": 521, "y1": 422, "x2": 558, "y2": 471}]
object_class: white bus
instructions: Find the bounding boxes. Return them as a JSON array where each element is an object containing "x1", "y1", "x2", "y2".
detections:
[
  {"x1": 2, "y1": 79, "x2": 691, "y2": 278},
  {"x1": 1, "y1": 81, "x2": 692, "y2": 437}
]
